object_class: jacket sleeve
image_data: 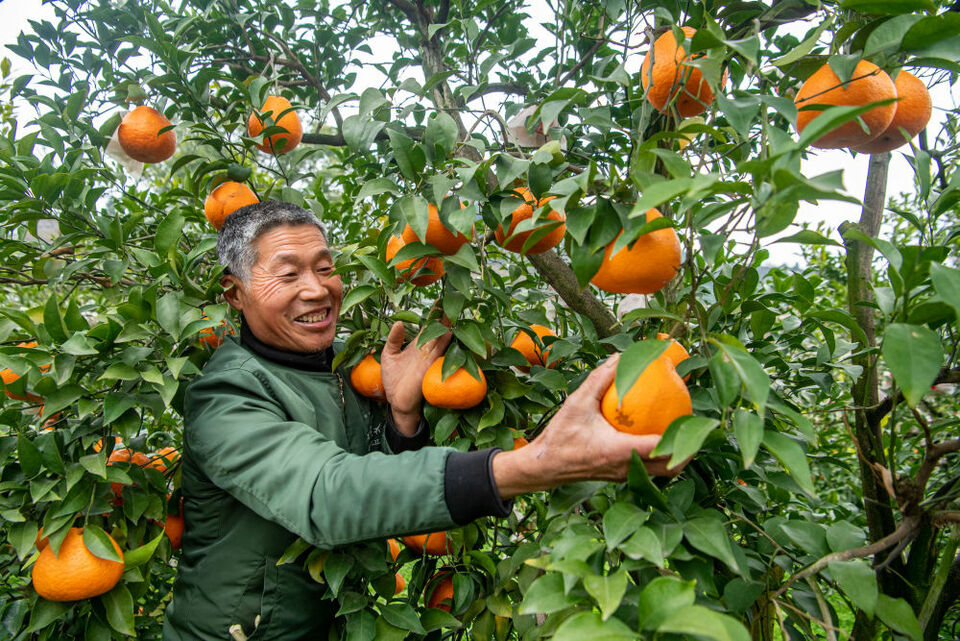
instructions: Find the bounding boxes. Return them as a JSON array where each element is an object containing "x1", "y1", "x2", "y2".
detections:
[{"x1": 184, "y1": 367, "x2": 462, "y2": 549}]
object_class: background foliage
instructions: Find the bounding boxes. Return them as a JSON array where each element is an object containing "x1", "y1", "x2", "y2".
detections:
[{"x1": 1, "y1": 0, "x2": 959, "y2": 639}]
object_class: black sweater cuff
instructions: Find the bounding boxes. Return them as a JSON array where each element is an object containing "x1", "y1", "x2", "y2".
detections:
[
  {"x1": 444, "y1": 448, "x2": 513, "y2": 525},
  {"x1": 384, "y1": 411, "x2": 430, "y2": 452}
]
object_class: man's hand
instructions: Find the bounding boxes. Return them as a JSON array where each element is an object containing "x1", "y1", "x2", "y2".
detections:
[
  {"x1": 491, "y1": 354, "x2": 686, "y2": 498},
  {"x1": 380, "y1": 321, "x2": 452, "y2": 435}
]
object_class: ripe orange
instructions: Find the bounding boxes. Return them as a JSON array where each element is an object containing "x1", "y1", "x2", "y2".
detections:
[
  {"x1": 510, "y1": 324, "x2": 557, "y2": 371},
  {"x1": 350, "y1": 354, "x2": 386, "y2": 401},
  {"x1": 204, "y1": 181, "x2": 259, "y2": 230},
  {"x1": 93, "y1": 436, "x2": 122, "y2": 453},
  {"x1": 401, "y1": 202, "x2": 472, "y2": 255},
  {"x1": 394, "y1": 573, "x2": 406, "y2": 594},
  {"x1": 117, "y1": 105, "x2": 177, "y2": 163},
  {"x1": 421, "y1": 357, "x2": 487, "y2": 409},
  {"x1": 656, "y1": 332, "x2": 690, "y2": 381},
  {"x1": 601, "y1": 354, "x2": 691, "y2": 436},
  {"x1": 387, "y1": 538, "x2": 401, "y2": 561},
  {"x1": 850, "y1": 70, "x2": 932, "y2": 154},
  {"x1": 402, "y1": 531, "x2": 451, "y2": 556},
  {"x1": 164, "y1": 511, "x2": 184, "y2": 551},
  {"x1": 31, "y1": 528, "x2": 125, "y2": 601},
  {"x1": 146, "y1": 447, "x2": 179, "y2": 473},
  {"x1": 513, "y1": 434, "x2": 530, "y2": 449},
  {"x1": 590, "y1": 209, "x2": 682, "y2": 295},
  {"x1": 2, "y1": 341, "x2": 48, "y2": 402},
  {"x1": 495, "y1": 187, "x2": 566, "y2": 255},
  {"x1": 198, "y1": 317, "x2": 236, "y2": 348},
  {"x1": 794, "y1": 60, "x2": 897, "y2": 149},
  {"x1": 248, "y1": 95, "x2": 302, "y2": 155},
  {"x1": 426, "y1": 573, "x2": 454, "y2": 612},
  {"x1": 641, "y1": 26, "x2": 721, "y2": 118},
  {"x1": 386, "y1": 235, "x2": 444, "y2": 286}
]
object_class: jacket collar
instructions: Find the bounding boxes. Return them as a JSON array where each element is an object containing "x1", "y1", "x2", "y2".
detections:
[{"x1": 239, "y1": 316, "x2": 334, "y2": 372}]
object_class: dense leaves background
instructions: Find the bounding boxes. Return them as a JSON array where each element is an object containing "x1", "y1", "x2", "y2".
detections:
[{"x1": 1, "y1": 0, "x2": 959, "y2": 639}]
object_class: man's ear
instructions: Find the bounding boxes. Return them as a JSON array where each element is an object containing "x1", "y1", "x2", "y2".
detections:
[{"x1": 221, "y1": 274, "x2": 244, "y2": 312}]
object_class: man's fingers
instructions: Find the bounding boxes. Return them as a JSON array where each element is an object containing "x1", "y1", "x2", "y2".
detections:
[
  {"x1": 428, "y1": 329, "x2": 453, "y2": 356},
  {"x1": 572, "y1": 354, "x2": 620, "y2": 402},
  {"x1": 383, "y1": 321, "x2": 406, "y2": 356}
]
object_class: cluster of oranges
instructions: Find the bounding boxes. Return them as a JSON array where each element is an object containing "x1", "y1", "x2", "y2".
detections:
[
  {"x1": 381, "y1": 533, "x2": 455, "y2": 611},
  {"x1": 114, "y1": 95, "x2": 303, "y2": 230}
]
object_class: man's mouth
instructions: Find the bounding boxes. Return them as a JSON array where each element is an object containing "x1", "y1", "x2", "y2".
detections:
[{"x1": 294, "y1": 309, "x2": 330, "y2": 324}]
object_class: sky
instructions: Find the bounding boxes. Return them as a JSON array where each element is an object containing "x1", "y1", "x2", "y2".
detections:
[{"x1": 0, "y1": 0, "x2": 954, "y2": 266}]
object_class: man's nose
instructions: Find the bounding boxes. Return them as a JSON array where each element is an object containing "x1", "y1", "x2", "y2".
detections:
[{"x1": 300, "y1": 271, "x2": 329, "y2": 298}]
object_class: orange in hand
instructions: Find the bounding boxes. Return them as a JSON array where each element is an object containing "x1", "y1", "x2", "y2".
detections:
[
  {"x1": 350, "y1": 354, "x2": 386, "y2": 401},
  {"x1": 601, "y1": 354, "x2": 691, "y2": 436},
  {"x1": 421, "y1": 357, "x2": 487, "y2": 409}
]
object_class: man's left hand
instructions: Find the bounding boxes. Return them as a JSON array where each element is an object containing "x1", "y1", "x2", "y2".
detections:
[{"x1": 380, "y1": 321, "x2": 452, "y2": 435}]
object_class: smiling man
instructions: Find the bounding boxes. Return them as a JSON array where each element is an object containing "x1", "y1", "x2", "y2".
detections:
[{"x1": 163, "y1": 201, "x2": 678, "y2": 641}]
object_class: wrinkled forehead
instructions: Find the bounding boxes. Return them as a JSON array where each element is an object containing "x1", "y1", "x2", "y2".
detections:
[{"x1": 252, "y1": 223, "x2": 331, "y2": 266}]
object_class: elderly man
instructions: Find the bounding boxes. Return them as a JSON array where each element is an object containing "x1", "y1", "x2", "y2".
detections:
[{"x1": 162, "y1": 201, "x2": 674, "y2": 640}]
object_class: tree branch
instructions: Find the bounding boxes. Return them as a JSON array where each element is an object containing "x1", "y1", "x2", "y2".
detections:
[
  {"x1": 465, "y1": 83, "x2": 529, "y2": 100},
  {"x1": 527, "y1": 251, "x2": 620, "y2": 341},
  {"x1": 773, "y1": 516, "x2": 920, "y2": 598}
]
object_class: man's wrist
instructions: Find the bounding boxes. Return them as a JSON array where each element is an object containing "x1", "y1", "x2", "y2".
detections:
[
  {"x1": 491, "y1": 448, "x2": 546, "y2": 499},
  {"x1": 390, "y1": 406, "x2": 421, "y2": 436}
]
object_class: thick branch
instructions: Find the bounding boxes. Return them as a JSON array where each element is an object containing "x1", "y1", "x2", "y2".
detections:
[
  {"x1": 773, "y1": 516, "x2": 920, "y2": 598},
  {"x1": 465, "y1": 83, "x2": 529, "y2": 100},
  {"x1": 527, "y1": 251, "x2": 620, "y2": 341}
]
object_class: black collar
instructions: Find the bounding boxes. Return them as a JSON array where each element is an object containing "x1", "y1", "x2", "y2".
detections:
[{"x1": 239, "y1": 317, "x2": 334, "y2": 372}]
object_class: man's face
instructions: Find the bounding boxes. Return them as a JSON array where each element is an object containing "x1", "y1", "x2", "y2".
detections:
[{"x1": 224, "y1": 224, "x2": 343, "y2": 353}]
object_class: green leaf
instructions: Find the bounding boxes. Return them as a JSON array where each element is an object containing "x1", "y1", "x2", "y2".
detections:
[
  {"x1": 772, "y1": 18, "x2": 832, "y2": 67},
  {"x1": 620, "y1": 527, "x2": 665, "y2": 567},
  {"x1": 341, "y1": 285, "x2": 378, "y2": 314},
  {"x1": 602, "y1": 502, "x2": 649, "y2": 550},
  {"x1": 423, "y1": 112, "x2": 458, "y2": 164},
  {"x1": 356, "y1": 178, "x2": 400, "y2": 200},
  {"x1": 345, "y1": 609, "x2": 377, "y2": 641},
  {"x1": 683, "y1": 515, "x2": 741, "y2": 574},
  {"x1": 762, "y1": 431, "x2": 816, "y2": 497},
  {"x1": 637, "y1": 576, "x2": 695, "y2": 629},
  {"x1": 43, "y1": 292, "x2": 69, "y2": 343},
  {"x1": 732, "y1": 409, "x2": 763, "y2": 468},
  {"x1": 902, "y1": 14, "x2": 960, "y2": 59},
  {"x1": 614, "y1": 340, "x2": 669, "y2": 404},
  {"x1": 864, "y1": 14, "x2": 924, "y2": 57},
  {"x1": 657, "y1": 605, "x2": 751, "y2": 641},
  {"x1": 627, "y1": 452, "x2": 669, "y2": 512},
  {"x1": 156, "y1": 292, "x2": 182, "y2": 339},
  {"x1": 38, "y1": 383, "x2": 84, "y2": 416},
  {"x1": 102, "y1": 584, "x2": 136, "y2": 636},
  {"x1": 61, "y1": 333, "x2": 99, "y2": 356},
  {"x1": 552, "y1": 611, "x2": 636, "y2": 641},
  {"x1": 774, "y1": 230, "x2": 840, "y2": 246},
  {"x1": 652, "y1": 416, "x2": 719, "y2": 468},
  {"x1": 324, "y1": 553, "x2": 355, "y2": 597},
  {"x1": 583, "y1": 571, "x2": 628, "y2": 621},
  {"x1": 124, "y1": 533, "x2": 164, "y2": 569},
  {"x1": 155, "y1": 211, "x2": 184, "y2": 256},
  {"x1": 882, "y1": 323, "x2": 942, "y2": 407},
  {"x1": 380, "y1": 603, "x2": 426, "y2": 634},
  {"x1": 83, "y1": 524, "x2": 122, "y2": 562},
  {"x1": 829, "y1": 560, "x2": 878, "y2": 617},
  {"x1": 18, "y1": 433, "x2": 42, "y2": 478},
  {"x1": 876, "y1": 595, "x2": 923, "y2": 641},
  {"x1": 840, "y1": 0, "x2": 935, "y2": 12},
  {"x1": 277, "y1": 537, "x2": 312, "y2": 565},
  {"x1": 930, "y1": 263, "x2": 960, "y2": 329},
  {"x1": 28, "y1": 599, "x2": 71, "y2": 632},
  {"x1": 519, "y1": 572, "x2": 582, "y2": 614},
  {"x1": 714, "y1": 340, "x2": 770, "y2": 412}
]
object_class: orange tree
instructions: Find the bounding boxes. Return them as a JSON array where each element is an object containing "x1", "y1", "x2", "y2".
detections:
[{"x1": 1, "y1": 1, "x2": 959, "y2": 639}]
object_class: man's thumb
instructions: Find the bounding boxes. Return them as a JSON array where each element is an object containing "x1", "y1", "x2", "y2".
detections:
[
  {"x1": 383, "y1": 321, "x2": 406, "y2": 354},
  {"x1": 575, "y1": 353, "x2": 620, "y2": 401}
]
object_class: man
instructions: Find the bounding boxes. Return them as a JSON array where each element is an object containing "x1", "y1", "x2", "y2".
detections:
[{"x1": 163, "y1": 201, "x2": 676, "y2": 640}]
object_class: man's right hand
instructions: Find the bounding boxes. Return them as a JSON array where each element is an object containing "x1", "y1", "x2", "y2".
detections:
[{"x1": 490, "y1": 354, "x2": 686, "y2": 499}]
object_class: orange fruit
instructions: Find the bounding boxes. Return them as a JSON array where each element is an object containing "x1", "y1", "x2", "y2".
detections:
[
  {"x1": 386, "y1": 235, "x2": 444, "y2": 286},
  {"x1": 394, "y1": 573, "x2": 406, "y2": 594},
  {"x1": 2, "y1": 341, "x2": 48, "y2": 402},
  {"x1": 204, "y1": 181, "x2": 259, "y2": 230},
  {"x1": 146, "y1": 447, "x2": 179, "y2": 473},
  {"x1": 426, "y1": 573, "x2": 454, "y2": 612},
  {"x1": 641, "y1": 27, "x2": 721, "y2": 118},
  {"x1": 401, "y1": 202, "x2": 472, "y2": 255},
  {"x1": 794, "y1": 60, "x2": 897, "y2": 149},
  {"x1": 36, "y1": 527, "x2": 48, "y2": 550},
  {"x1": 509, "y1": 324, "x2": 557, "y2": 371},
  {"x1": 421, "y1": 357, "x2": 487, "y2": 410},
  {"x1": 513, "y1": 435, "x2": 530, "y2": 449},
  {"x1": 31, "y1": 528, "x2": 125, "y2": 601},
  {"x1": 387, "y1": 538, "x2": 401, "y2": 561},
  {"x1": 198, "y1": 318, "x2": 236, "y2": 348},
  {"x1": 590, "y1": 209, "x2": 682, "y2": 295},
  {"x1": 495, "y1": 187, "x2": 566, "y2": 255},
  {"x1": 850, "y1": 70, "x2": 932, "y2": 154},
  {"x1": 248, "y1": 95, "x2": 302, "y2": 155},
  {"x1": 350, "y1": 354, "x2": 386, "y2": 401},
  {"x1": 601, "y1": 354, "x2": 691, "y2": 436},
  {"x1": 117, "y1": 105, "x2": 176, "y2": 163},
  {"x1": 656, "y1": 332, "x2": 690, "y2": 381},
  {"x1": 164, "y1": 511, "x2": 184, "y2": 551},
  {"x1": 402, "y1": 531, "x2": 451, "y2": 556},
  {"x1": 108, "y1": 449, "x2": 151, "y2": 503}
]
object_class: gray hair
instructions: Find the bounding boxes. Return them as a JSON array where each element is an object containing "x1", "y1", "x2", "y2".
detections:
[{"x1": 216, "y1": 201, "x2": 328, "y2": 281}]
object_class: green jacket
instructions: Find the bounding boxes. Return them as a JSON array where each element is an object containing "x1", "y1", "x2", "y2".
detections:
[{"x1": 163, "y1": 330, "x2": 508, "y2": 640}]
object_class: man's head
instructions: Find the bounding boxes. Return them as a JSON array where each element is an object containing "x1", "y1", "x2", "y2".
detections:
[{"x1": 217, "y1": 201, "x2": 342, "y2": 353}]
